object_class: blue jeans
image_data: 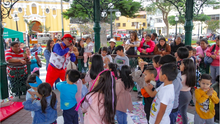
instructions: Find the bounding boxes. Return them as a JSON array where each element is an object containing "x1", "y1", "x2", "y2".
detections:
[
  {"x1": 169, "y1": 110, "x2": 178, "y2": 124},
  {"x1": 116, "y1": 110, "x2": 127, "y2": 124}
]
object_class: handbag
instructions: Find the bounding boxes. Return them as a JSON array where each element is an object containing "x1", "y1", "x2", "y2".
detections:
[{"x1": 204, "y1": 45, "x2": 216, "y2": 65}]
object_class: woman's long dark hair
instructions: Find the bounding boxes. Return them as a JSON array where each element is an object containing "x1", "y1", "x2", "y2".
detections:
[
  {"x1": 157, "y1": 37, "x2": 167, "y2": 50},
  {"x1": 181, "y1": 58, "x2": 196, "y2": 87},
  {"x1": 90, "y1": 54, "x2": 104, "y2": 79},
  {"x1": 83, "y1": 71, "x2": 116, "y2": 124},
  {"x1": 108, "y1": 63, "x2": 118, "y2": 78},
  {"x1": 120, "y1": 65, "x2": 134, "y2": 90},
  {"x1": 46, "y1": 40, "x2": 54, "y2": 52},
  {"x1": 37, "y1": 83, "x2": 57, "y2": 113}
]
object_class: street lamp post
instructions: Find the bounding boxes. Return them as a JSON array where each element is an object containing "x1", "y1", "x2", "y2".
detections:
[
  {"x1": 102, "y1": 3, "x2": 121, "y2": 38},
  {"x1": 139, "y1": 22, "x2": 142, "y2": 36},
  {"x1": 175, "y1": 15, "x2": 179, "y2": 37},
  {"x1": 61, "y1": 0, "x2": 64, "y2": 37},
  {"x1": 13, "y1": 10, "x2": 19, "y2": 31}
]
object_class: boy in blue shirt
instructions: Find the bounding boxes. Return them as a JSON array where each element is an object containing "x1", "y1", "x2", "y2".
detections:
[{"x1": 56, "y1": 69, "x2": 80, "y2": 124}]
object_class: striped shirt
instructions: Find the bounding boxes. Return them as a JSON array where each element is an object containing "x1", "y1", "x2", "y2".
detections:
[{"x1": 5, "y1": 48, "x2": 27, "y2": 77}]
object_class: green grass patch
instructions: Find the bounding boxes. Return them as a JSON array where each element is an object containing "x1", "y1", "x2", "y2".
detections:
[
  {"x1": 41, "y1": 59, "x2": 46, "y2": 63},
  {"x1": 107, "y1": 41, "x2": 123, "y2": 47}
]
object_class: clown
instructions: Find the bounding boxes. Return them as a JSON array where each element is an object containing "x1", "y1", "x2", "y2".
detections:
[{"x1": 46, "y1": 34, "x2": 79, "y2": 87}]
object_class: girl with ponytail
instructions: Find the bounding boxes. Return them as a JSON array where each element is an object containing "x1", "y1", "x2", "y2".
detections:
[
  {"x1": 81, "y1": 70, "x2": 116, "y2": 124},
  {"x1": 23, "y1": 83, "x2": 57, "y2": 124}
]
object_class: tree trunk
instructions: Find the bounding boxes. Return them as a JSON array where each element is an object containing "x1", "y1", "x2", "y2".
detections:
[{"x1": 162, "y1": 11, "x2": 169, "y2": 38}]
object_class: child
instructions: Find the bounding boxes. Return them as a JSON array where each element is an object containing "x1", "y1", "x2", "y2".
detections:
[
  {"x1": 81, "y1": 70, "x2": 116, "y2": 124},
  {"x1": 141, "y1": 65, "x2": 157, "y2": 122},
  {"x1": 194, "y1": 74, "x2": 219, "y2": 124},
  {"x1": 185, "y1": 45, "x2": 196, "y2": 65},
  {"x1": 80, "y1": 73, "x2": 88, "y2": 99},
  {"x1": 56, "y1": 69, "x2": 80, "y2": 124},
  {"x1": 154, "y1": 55, "x2": 183, "y2": 124},
  {"x1": 100, "y1": 47, "x2": 113, "y2": 69},
  {"x1": 152, "y1": 55, "x2": 161, "y2": 81},
  {"x1": 145, "y1": 63, "x2": 178, "y2": 124},
  {"x1": 179, "y1": 58, "x2": 196, "y2": 124},
  {"x1": 23, "y1": 83, "x2": 57, "y2": 124},
  {"x1": 114, "y1": 45, "x2": 129, "y2": 70},
  {"x1": 83, "y1": 36, "x2": 94, "y2": 67},
  {"x1": 176, "y1": 47, "x2": 189, "y2": 70},
  {"x1": 108, "y1": 62, "x2": 119, "y2": 80},
  {"x1": 25, "y1": 73, "x2": 43, "y2": 118},
  {"x1": 130, "y1": 57, "x2": 148, "y2": 98},
  {"x1": 85, "y1": 54, "x2": 104, "y2": 91},
  {"x1": 116, "y1": 65, "x2": 134, "y2": 124}
]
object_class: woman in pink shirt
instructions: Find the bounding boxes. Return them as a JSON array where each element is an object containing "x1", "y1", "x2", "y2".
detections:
[
  {"x1": 116, "y1": 65, "x2": 134, "y2": 124},
  {"x1": 206, "y1": 35, "x2": 220, "y2": 84},
  {"x1": 138, "y1": 34, "x2": 155, "y2": 55},
  {"x1": 196, "y1": 38, "x2": 210, "y2": 73},
  {"x1": 82, "y1": 70, "x2": 116, "y2": 124}
]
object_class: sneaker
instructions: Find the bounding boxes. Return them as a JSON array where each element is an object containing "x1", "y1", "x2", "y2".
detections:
[
  {"x1": 84, "y1": 63, "x2": 87, "y2": 67},
  {"x1": 189, "y1": 99, "x2": 195, "y2": 106},
  {"x1": 137, "y1": 92, "x2": 143, "y2": 98}
]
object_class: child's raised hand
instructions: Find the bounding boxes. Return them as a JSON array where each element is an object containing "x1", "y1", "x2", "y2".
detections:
[
  {"x1": 28, "y1": 91, "x2": 37, "y2": 100},
  {"x1": 147, "y1": 83, "x2": 154, "y2": 90},
  {"x1": 207, "y1": 88, "x2": 214, "y2": 96}
]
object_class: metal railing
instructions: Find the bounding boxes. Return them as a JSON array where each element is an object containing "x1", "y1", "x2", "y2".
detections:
[{"x1": 7, "y1": 61, "x2": 31, "y2": 98}]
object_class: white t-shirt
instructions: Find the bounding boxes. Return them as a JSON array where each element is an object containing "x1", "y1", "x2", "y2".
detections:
[
  {"x1": 149, "y1": 83, "x2": 175, "y2": 124},
  {"x1": 125, "y1": 40, "x2": 139, "y2": 45}
]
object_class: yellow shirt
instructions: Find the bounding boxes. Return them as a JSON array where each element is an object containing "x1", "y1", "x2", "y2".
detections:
[{"x1": 195, "y1": 88, "x2": 219, "y2": 119}]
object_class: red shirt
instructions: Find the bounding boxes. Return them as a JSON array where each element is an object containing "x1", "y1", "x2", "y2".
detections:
[
  {"x1": 5, "y1": 48, "x2": 27, "y2": 77},
  {"x1": 137, "y1": 39, "x2": 155, "y2": 53}
]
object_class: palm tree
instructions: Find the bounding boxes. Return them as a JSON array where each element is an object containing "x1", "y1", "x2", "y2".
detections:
[{"x1": 24, "y1": 19, "x2": 35, "y2": 47}]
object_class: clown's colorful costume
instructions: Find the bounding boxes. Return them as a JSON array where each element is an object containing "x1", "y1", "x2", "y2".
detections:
[{"x1": 46, "y1": 41, "x2": 76, "y2": 87}]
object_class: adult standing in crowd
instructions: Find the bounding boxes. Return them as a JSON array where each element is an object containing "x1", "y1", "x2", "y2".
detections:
[
  {"x1": 125, "y1": 31, "x2": 140, "y2": 55},
  {"x1": 37, "y1": 43, "x2": 42, "y2": 54},
  {"x1": 72, "y1": 35, "x2": 78, "y2": 47},
  {"x1": 151, "y1": 33, "x2": 158, "y2": 44},
  {"x1": 6, "y1": 38, "x2": 12, "y2": 49},
  {"x1": 196, "y1": 38, "x2": 210, "y2": 74},
  {"x1": 170, "y1": 35, "x2": 185, "y2": 56},
  {"x1": 206, "y1": 35, "x2": 220, "y2": 84},
  {"x1": 141, "y1": 31, "x2": 147, "y2": 41},
  {"x1": 154, "y1": 37, "x2": 171, "y2": 56},
  {"x1": 20, "y1": 43, "x2": 25, "y2": 50},
  {"x1": 77, "y1": 39, "x2": 87, "y2": 72},
  {"x1": 44, "y1": 40, "x2": 55, "y2": 70},
  {"x1": 108, "y1": 38, "x2": 116, "y2": 54},
  {"x1": 138, "y1": 34, "x2": 155, "y2": 55},
  {"x1": 46, "y1": 34, "x2": 78, "y2": 87},
  {"x1": 44, "y1": 40, "x2": 60, "y2": 88},
  {"x1": 5, "y1": 41, "x2": 28, "y2": 95}
]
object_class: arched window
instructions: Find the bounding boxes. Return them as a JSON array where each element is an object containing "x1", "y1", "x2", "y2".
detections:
[
  {"x1": 53, "y1": 8, "x2": 56, "y2": 15},
  {"x1": 32, "y1": 4, "x2": 37, "y2": 14},
  {"x1": 46, "y1": 8, "x2": 50, "y2": 14}
]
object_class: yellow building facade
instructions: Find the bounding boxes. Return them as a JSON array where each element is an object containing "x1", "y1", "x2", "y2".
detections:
[
  {"x1": 115, "y1": 11, "x2": 147, "y2": 33},
  {"x1": 2, "y1": 0, "x2": 74, "y2": 40}
]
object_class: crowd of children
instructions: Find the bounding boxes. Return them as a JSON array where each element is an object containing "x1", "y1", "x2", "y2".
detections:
[{"x1": 22, "y1": 34, "x2": 219, "y2": 124}]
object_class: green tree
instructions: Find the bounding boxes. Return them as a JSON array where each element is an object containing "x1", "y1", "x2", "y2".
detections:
[
  {"x1": 24, "y1": 19, "x2": 35, "y2": 35},
  {"x1": 168, "y1": 14, "x2": 211, "y2": 26},
  {"x1": 206, "y1": 20, "x2": 220, "y2": 33},
  {"x1": 38, "y1": 25, "x2": 51, "y2": 33},
  {"x1": 63, "y1": 0, "x2": 141, "y2": 23},
  {"x1": 145, "y1": 0, "x2": 173, "y2": 37}
]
